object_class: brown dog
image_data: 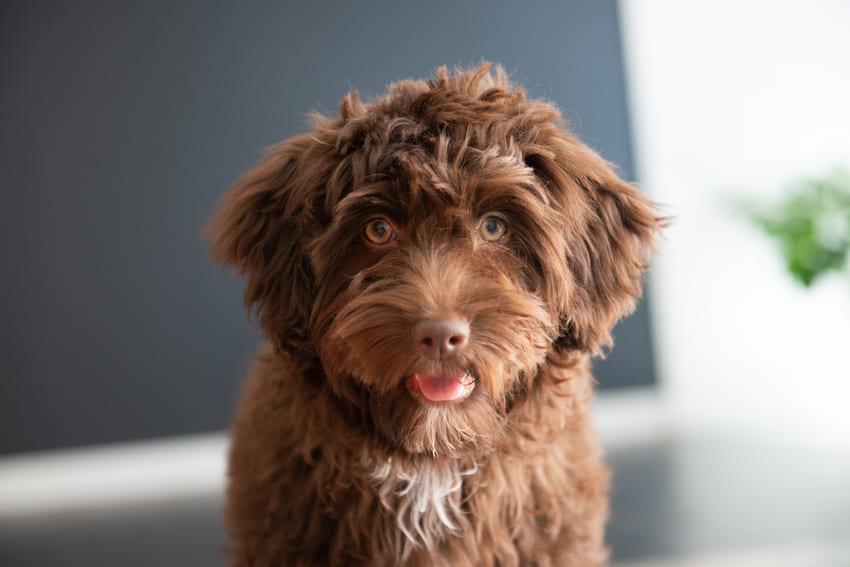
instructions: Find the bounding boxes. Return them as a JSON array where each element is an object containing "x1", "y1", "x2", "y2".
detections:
[{"x1": 208, "y1": 64, "x2": 662, "y2": 566}]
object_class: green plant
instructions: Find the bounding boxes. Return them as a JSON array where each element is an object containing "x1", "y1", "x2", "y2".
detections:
[{"x1": 742, "y1": 168, "x2": 850, "y2": 287}]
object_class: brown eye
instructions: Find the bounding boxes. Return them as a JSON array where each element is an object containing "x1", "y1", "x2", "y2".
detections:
[
  {"x1": 479, "y1": 216, "x2": 507, "y2": 242},
  {"x1": 363, "y1": 218, "x2": 394, "y2": 245}
]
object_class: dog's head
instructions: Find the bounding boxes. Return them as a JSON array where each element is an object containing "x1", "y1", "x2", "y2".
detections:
[{"x1": 208, "y1": 64, "x2": 662, "y2": 457}]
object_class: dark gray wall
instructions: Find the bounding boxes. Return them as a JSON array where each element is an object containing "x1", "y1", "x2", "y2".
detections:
[{"x1": 0, "y1": 0, "x2": 655, "y2": 455}]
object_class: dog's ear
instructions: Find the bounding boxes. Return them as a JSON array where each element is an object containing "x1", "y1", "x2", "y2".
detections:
[
  {"x1": 206, "y1": 135, "x2": 332, "y2": 354},
  {"x1": 525, "y1": 133, "x2": 663, "y2": 355}
]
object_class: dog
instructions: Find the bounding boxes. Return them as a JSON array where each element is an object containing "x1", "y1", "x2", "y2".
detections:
[{"x1": 208, "y1": 64, "x2": 662, "y2": 566}]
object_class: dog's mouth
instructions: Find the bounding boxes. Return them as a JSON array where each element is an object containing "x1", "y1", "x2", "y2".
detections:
[{"x1": 405, "y1": 370, "x2": 476, "y2": 404}]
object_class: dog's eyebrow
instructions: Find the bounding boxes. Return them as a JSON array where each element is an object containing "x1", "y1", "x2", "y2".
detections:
[
  {"x1": 473, "y1": 179, "x2": 552, "y2": 210},
  {"x1": 333, "y1": 183, "x2": 401, "y2": 217}
]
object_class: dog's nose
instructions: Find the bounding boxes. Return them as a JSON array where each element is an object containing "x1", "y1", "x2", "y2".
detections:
[{"x1": 412, "y1": 317, "x2": 470, "y2": 360}]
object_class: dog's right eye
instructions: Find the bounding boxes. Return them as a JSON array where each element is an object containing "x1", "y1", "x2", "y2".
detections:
[{"x1": 363, "y1": 219, "x2": 395, "y2": 245}]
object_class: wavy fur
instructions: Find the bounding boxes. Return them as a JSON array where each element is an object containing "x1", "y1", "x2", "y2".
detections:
[{"x1": 208, "y1": 63, "x2": 663, "y2": 566}]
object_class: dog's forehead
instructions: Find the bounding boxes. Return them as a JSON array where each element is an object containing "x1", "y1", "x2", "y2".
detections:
[{"x1": 332, "y1": 136, "x2": 548, "y2": 222}]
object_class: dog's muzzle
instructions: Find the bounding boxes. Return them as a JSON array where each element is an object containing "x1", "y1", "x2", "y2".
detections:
[{"x1": 406, "y1": 317, "x2": 475, "y2": 403}]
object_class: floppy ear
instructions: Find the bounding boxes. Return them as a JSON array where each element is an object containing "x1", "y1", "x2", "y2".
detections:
[
  {"x1": 525, "y1": 133, "x2": 663, "y2": 355},
  {"x1": 206, "y1": 134, "x2": 331, "y2": 354}
]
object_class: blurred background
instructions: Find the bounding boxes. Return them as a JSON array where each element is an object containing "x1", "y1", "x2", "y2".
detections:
[{"x1": 1, "y1": 0, "x2": 848, "y2": 565}]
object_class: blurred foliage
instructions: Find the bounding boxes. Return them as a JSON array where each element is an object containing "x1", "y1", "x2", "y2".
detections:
[{"x1": 739, "y1": 168, "x2": 850, "y2": 287}]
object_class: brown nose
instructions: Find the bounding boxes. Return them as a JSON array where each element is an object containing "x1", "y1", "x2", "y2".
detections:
[{"x1": 412, "y1": 317, "x2": 470, "y2": 360}]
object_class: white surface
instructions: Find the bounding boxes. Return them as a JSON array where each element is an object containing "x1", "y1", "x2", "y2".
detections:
[
  {"x1": 616, "y1": 539, "x2": 850, "y2": 567},
  {"x1": 619, "y1": 0, "x2": 850, "y2": 449},
  {"x1": 0, "y1": 433, "x2": 227, "y2": 517},
  {"x1": 0, "y1": 390, "x2": 663, "y2": 517},
  {"x1": 593, "y1": 387, "x2": 669, "y2": 449}
]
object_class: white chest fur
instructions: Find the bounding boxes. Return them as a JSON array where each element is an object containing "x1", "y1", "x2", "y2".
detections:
[{"x1": 368, "y1": 457, "x2": 478, "y2": 551}]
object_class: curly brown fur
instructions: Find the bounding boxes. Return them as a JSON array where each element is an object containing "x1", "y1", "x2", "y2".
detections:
[{"x1": 208, "y1": 63, "x2": 663, "y2": 566}]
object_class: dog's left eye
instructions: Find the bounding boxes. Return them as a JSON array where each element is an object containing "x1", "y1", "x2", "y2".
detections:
[
  {"x1": 479, "y1": 216, "x2": 507, "y2": 242},
  {"x1": 363, "y1": 218, "x2": 395, "y2": 245}
]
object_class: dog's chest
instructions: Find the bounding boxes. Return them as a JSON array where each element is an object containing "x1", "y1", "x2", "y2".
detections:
[{"x1": 367, "y1": 457, "x2": 476, "y2": 550}]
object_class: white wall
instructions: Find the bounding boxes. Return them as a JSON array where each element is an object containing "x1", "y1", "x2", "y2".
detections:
[{"x1": 619, "y1": 0, "x2": 850, "y2": 449}]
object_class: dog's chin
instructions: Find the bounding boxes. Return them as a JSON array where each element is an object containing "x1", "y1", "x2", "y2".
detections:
[{"x1": 370, "y1": 376, "x2": 504, "y2": 458}]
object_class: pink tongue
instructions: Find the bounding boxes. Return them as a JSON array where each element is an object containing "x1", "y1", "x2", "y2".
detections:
[{"x1": 413, "y1": 372, "x2": 468, "y2": 402}]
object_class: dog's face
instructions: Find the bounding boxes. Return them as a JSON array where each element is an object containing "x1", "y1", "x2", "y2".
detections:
[{"x1": 209, "y1": 65, "x2": 660, "y2": 457}]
